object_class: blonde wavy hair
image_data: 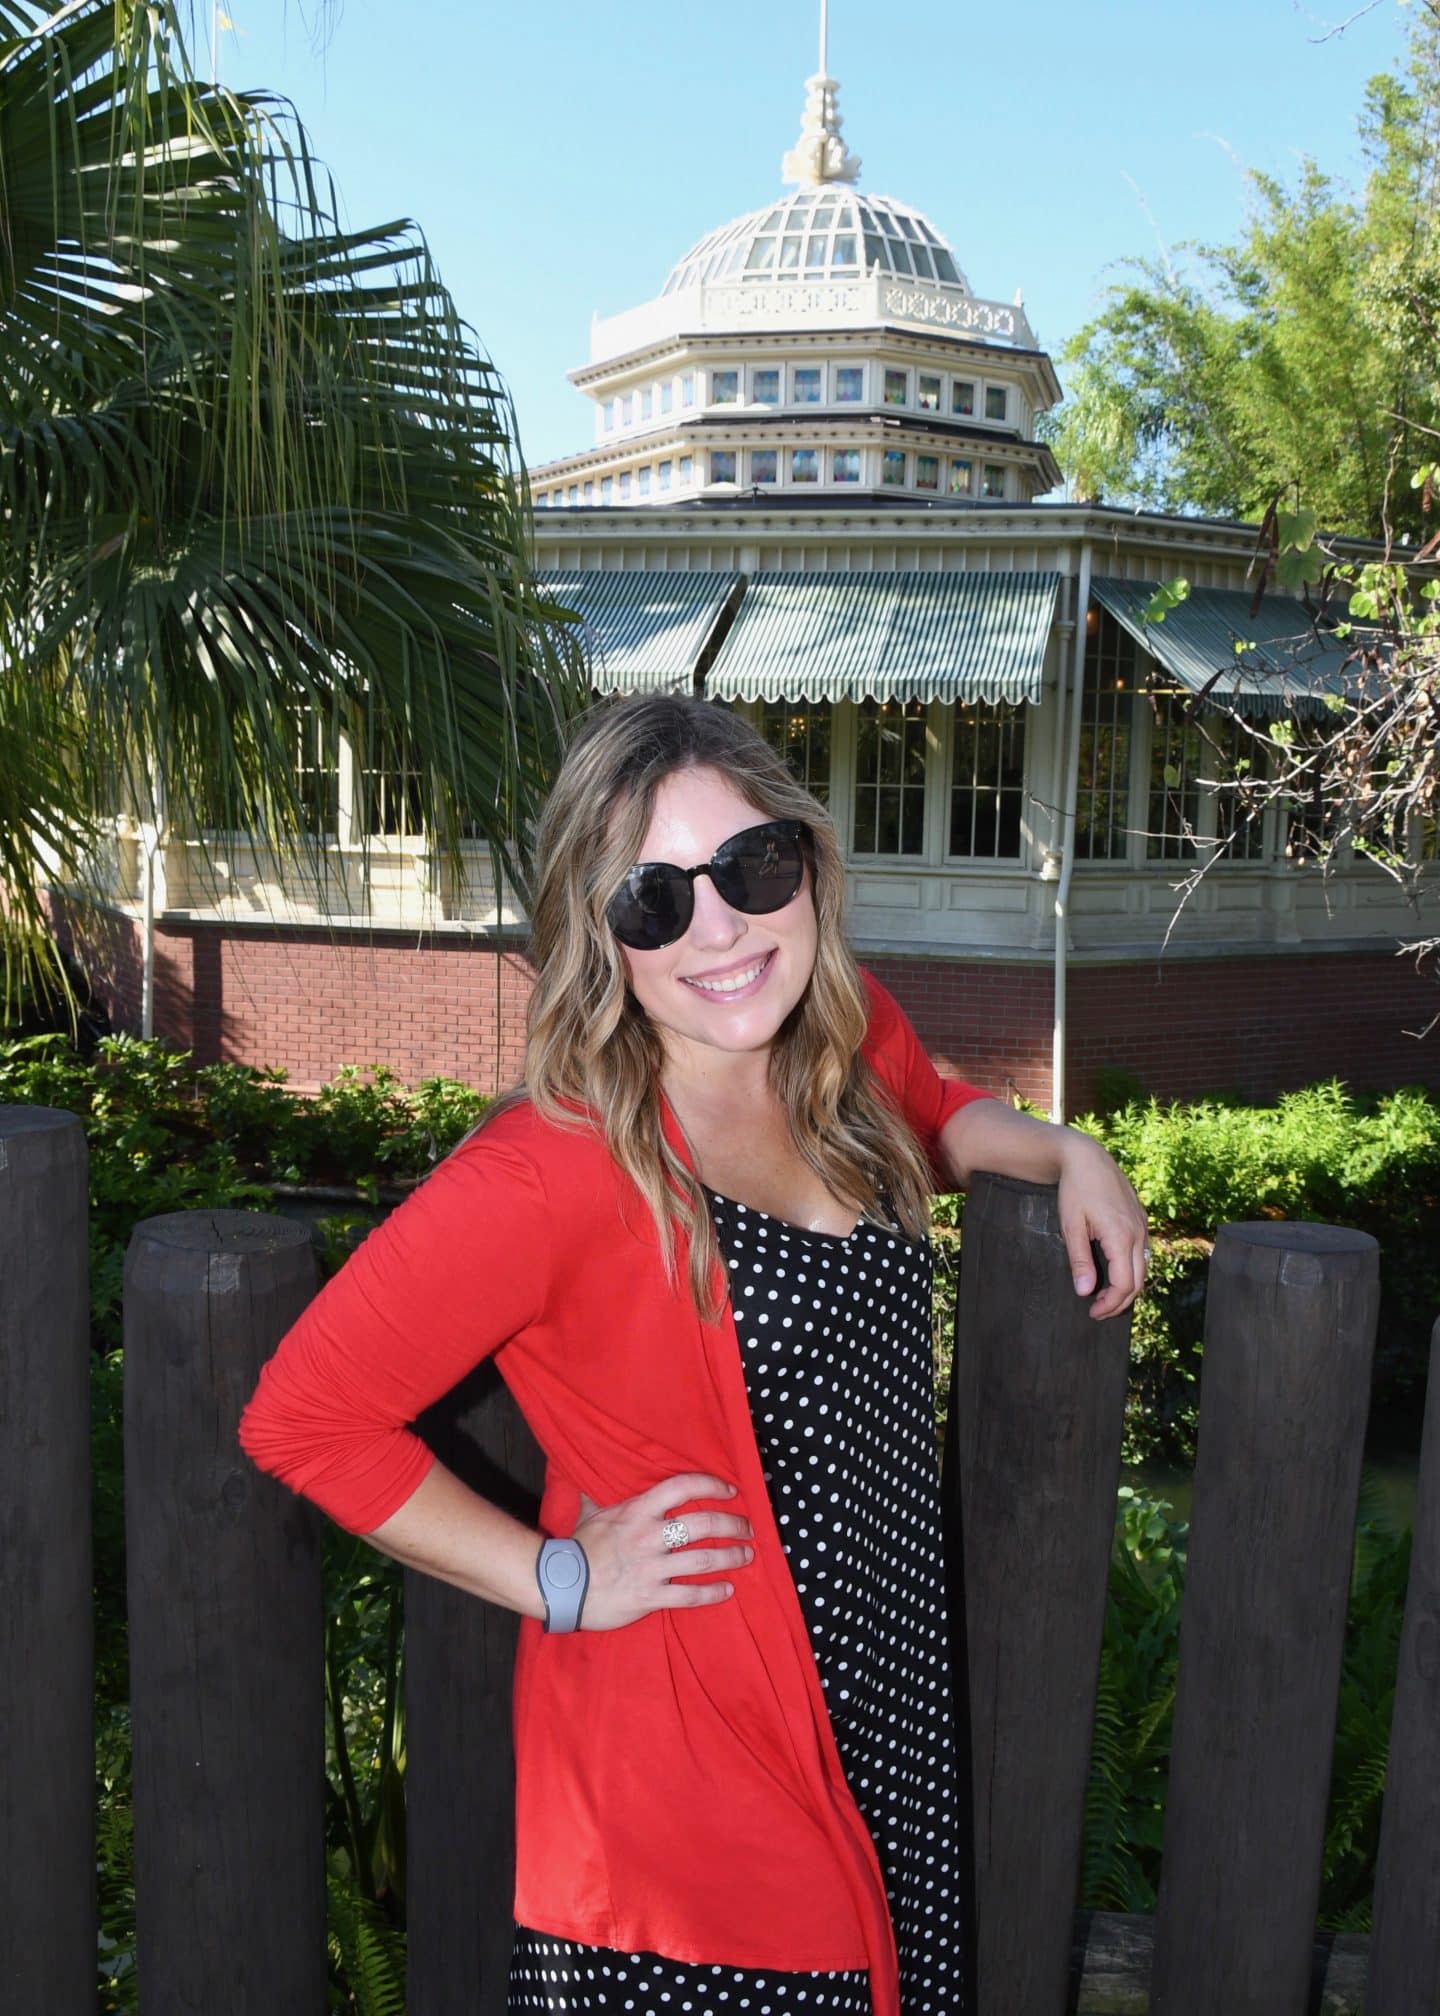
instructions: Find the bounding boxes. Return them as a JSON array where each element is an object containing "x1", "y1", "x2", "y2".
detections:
[{"x1": 521, "y1": 693, "x2": 935, "y2": 1317}]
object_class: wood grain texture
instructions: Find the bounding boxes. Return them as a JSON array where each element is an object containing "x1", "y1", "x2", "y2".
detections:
[
  {"x1": 124, "y1": 1210, "x2": 322, "y2": 2016},
  {"x1": 947, "y1": 1171, "x2": 1131, "y2": 2016},
  {"x1": 1070, "y1": 1910, "x2": 1368, "y2": 2015},
  {"x1": 1149, "y1": 1221, "x2": 1380, "y2": 2016},
  {"x1": 405, "y1": 1358, "x2": 544, "y2": 2016},
  {"x1": 1367, "y1": 1312, "x2": 1440, "y2": 2015},
  {"x1": 0, "y1": 1107, "x2": 92, "y2": 2015}
]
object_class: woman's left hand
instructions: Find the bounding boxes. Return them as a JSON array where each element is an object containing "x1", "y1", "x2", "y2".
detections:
[{"x1": 1056, "y1": 1130, "x2": 1150, "y2": 1320}]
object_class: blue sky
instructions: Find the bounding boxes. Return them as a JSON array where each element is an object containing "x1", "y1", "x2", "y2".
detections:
[{"x1": 220, "y1": 0, "x2": 1410, "y2": 470}]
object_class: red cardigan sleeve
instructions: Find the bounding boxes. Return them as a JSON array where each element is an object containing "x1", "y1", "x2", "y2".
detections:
[
  {"x1": 237, "y1": 1129, "x2": 552, "y2": 1536},
  {"x1": 859, "y1": 968, "x2": 993, "y2": 1181}
]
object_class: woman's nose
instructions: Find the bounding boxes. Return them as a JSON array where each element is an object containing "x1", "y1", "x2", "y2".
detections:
[{"x1": 686, "y1": 869, "x2": 747, "y2": 948}]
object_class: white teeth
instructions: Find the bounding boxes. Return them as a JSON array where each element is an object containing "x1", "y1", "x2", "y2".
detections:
[{"x1": 684, "y1": 954, "x2": 769, "y2": 996}]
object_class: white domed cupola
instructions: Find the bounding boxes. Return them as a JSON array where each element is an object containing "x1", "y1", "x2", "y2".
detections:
[{"x1": 662, "y1": 191, "x2": 971, "y2": 298}]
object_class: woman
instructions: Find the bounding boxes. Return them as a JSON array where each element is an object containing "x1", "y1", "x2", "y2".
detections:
[{"x1": 239, "y1": 694, "x2": 1146, "y2": 2016}]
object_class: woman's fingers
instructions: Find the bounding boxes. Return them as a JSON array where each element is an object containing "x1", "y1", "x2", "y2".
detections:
[
  {"x1": 656, "y1": 1509, "x2": 753, "y2": 1547},
  {"x1": 637, "y1": 1472, "x2": 737, "y2": 1517},
  {"x1": 664, "y1": 1543, "x2": 754, "y2": 1578}
]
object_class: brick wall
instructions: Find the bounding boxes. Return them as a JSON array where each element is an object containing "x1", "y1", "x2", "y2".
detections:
[{"x1": 81, "y1": 913, "x2": 1440, "y2": 1112}]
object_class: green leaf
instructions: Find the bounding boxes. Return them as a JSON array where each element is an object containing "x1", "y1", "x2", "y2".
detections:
[
  {"x1": 1162, "y1": 763, "x2": 1181, "y2": 787},
  {"x1": 1275, "y1": 544, "x2": 1325, "y2": 589},
  {"x1": 1142, "y1": 579, "x2": 1191, "y2": 624},
  {"x1": 1278, "y1": 506, "x2": 1319, "y2": 551}
]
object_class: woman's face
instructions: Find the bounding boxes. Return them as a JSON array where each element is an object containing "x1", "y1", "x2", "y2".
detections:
[{"x1": 616, "y1": 765, "x2": 818, "y2": 1073}]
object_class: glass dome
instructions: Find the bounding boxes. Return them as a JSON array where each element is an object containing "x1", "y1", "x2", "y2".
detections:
[{"x1": 661, "y1": 190, "x2": 970, "y2": 297}]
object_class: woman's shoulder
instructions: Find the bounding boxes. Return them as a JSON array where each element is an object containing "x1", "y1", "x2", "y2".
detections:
[{"x1": 447, "y1": 1090, "x2": 615, "y2": 1193}]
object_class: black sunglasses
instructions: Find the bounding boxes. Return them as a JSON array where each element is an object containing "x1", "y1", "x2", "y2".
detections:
[{"x1": 606, "y1": 819, "x2": 810, "y2": 951}]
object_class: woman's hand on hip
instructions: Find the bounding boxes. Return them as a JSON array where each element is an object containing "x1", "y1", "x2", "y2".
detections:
[{"x1": 572, "y1": 1473, "x2": 754, "y2": 1629}]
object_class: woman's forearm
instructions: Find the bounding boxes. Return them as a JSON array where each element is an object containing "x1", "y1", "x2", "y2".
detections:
[
  {"x1": 364, "y1": 1460, "x2": 547, "y2": 1622},
  {"x1": 937, "y1": 1096, "x2": 1078, "y2": 1189}
]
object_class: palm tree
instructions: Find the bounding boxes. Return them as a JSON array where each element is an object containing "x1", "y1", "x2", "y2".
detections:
[{"x1": 1, "y1": 0, "x2": 587, "y2": 1014}]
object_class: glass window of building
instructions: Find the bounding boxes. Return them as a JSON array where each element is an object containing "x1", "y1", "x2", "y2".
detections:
[
  {"x1": 952, "y1": 380, "x2": 975, "y2": 417},
  {"x1": 619, "y1": 471, "x2": 632, "y2": 500},
  {"x1": 779, "y1": 234, "x2": 803, "y2": 270},
  {"x1": 753, "y1": 367, "x2": 781, "y2": 405},
  {"x1": 884, "y1": 368, "x2": 908, "y2": 407},
  {"x1": 832, "y1": 448, "x2": 861, "y2": 483},
  {"x1": 680, "y1": 372, "x2": 695, "y2": 408},
  {"x1": 916, "y1": 454, "x2": 940, "y2": 492},
  {"x1": 833, "y1": 233, "x2": 858, "y2": 266},
  {"x1": 640, "y1": 388, "x2": 653, "y2": 421},
  {"x1": 290, "y1": 706, "x2": 339, "y2": 836},
  {"x1": 835, "y1": 365, "x2": 864, "y2": 402},
  {"x1": 1147, "y1": 692, "x2": 1204, "y2": 860},
  {"x1": 891, "y1": 239, "x2": 914, "y2": 277},
  {"x1": 982, "y1": 464, "x2": 1006, "y2": 498},
  {"x1": 637, "y1": 467, "x2": 651, "y2": 497},
  {"x1": 950, "y1": 702, "x2": 1028, "y2": 857},
  {"x1": 1077, "y1": 610, "x2": 1136, "y2": 860},
  {"x1": 658, "y1": 462, "x2": 672, "y2": 492},
  {"x1": 791, "y1": 447, "x2": 820, "y2": 483},
  {"x1": 361, "y1": 722, "x2": 423, "y2": 838},
  {"x1": 620, "y1": 394, "x2": 633, "y2": 426},
  {"x1": 745, "y1": 236, "x2": 777, "y2": 272},
  {"x1": 882, "y1": 449, "x2": 907, "y2": 487},
  {"x1": 583, "y1": 480, "x2": 594, "y2": 502},
  {"x1": 660, "y1": 381, "x2": 673, "y2": 415},
  {"x1": 678, "y1": 455, "x2": 693, "y2": 481},
  {"x1": 751, "y1": 448, "x2": 779, "y2": 484},
  {"x1": 601, "y1": 475, "x2": 614, "y2": 502},
  {"x1": 602, "y1": 399, "x2": 615, "y2": 431},
  {"x1": 864, "y1": 232, "x2": 886, "y2": 269},
  {"x1": 805, "y1": 235, "x2": 828, "y2": 270},
  {"x1": 567, "y1": 485, "x2": 579, "y2": 504},
  {"x1": 853, "y1": 701, "x2": 928, "y2": 856},
  {"x1": 917, "y1": 374, "x2": 942, "y2": 412},
  {"x1": 984, "y1": 385, "x2": 1008, "y2": 422},
  {"x1": 793, "y1": 366, "x2": 823, "y2": 404},
  {"x1": 1209, "y1": 713, "x2": 1267, "y2": 862},
  {"x1": 709, "y1": 450, "x2": 737, "y2": 484},
  {"x1": 949, "y1": 460, "x2": 973, "y2": 496},
  {"x1": 759, "y1": 701, "x2": 832, "y2": 804},
  {"x1": 712, "y1": 369, "x2": 740, "y2": 405}
]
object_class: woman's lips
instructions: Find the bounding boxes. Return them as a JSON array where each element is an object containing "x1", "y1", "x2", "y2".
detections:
[{"x1": 679, "y1": 948, "x2": 776, "y2": 1002}]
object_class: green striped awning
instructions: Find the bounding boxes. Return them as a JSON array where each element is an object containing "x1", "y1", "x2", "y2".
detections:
[
  {"x1": 703, "y1": 570, "x2": 1061, "y2": 704},
  {"x1": 538, "y1": 570, "x2": 740, "y2": 693},
  {"x1": 1092, "y1": 579, "x2": 1374, "y2": 715}
]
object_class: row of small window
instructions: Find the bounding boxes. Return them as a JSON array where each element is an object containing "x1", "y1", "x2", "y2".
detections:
[
  {"x1": 538, "y1": 448, "x2": 1010, "y2": 505},
  {"x1": 601, "y1": 366, "x2": 1011, "y2": 431}
]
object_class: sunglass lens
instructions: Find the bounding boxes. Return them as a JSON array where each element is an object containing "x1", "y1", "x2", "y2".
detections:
[
  {"x1": 607, "y1": 863, "x2": 690, "y2": 950},
  {"x1": 713, "y1": 824, "x2": 805, "y2": 913}
]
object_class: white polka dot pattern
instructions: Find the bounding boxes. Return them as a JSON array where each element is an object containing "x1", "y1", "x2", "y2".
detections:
[{"x1": 508, "y1": 1192, "x2": 970, "y2": 2014}]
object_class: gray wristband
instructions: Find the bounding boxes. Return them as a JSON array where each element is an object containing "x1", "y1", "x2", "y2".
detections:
[{"x1": 536, "y1": 1536, "x2": 590, "y2": 1634}]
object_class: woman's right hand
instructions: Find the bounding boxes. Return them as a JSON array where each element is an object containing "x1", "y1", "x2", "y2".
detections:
[{"x1": 572, "y1": 1473, "x2": 755, "y2": 1630}]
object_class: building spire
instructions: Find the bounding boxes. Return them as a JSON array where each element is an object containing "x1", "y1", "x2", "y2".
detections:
[{"x1": 782, "y1": 0, "x2": 861, "y2": 187}]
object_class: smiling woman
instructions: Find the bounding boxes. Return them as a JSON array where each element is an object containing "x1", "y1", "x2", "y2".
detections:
[{"x1": 239, "y1": 693, "x2": 1147, "y2": 2016}]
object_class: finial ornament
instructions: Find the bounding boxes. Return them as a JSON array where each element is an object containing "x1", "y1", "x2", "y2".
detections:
[{"x1": 782, "y1": 0, "x2": 860, "y2": 186}]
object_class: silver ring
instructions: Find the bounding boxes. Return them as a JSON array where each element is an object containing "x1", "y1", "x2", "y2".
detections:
[
  {"x1": 1142, "y1": 1245, "x2": 1153, "y2": 1263},
  {"x1": 661, "y1": 1518, "x2": 690, "y2": 1552}
]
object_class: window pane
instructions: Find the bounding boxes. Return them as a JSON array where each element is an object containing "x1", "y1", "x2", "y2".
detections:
[
  {"x1": 709, "y1": 450, "x2": 737, "y2": 484},
  {"x1": 891, "y1": 240, "x2": 914, "y2": 276},
  {"x1": 620, "y1": 395, "x2": 633, "y2": 425},
  {"x1": 361, "y1": 722, "x2": 422, "y2": 838},
  {"x1": 779, "y1": 234, "x2": 803, "y2": 269},
  {"x1": 832, "y1": 234, "x2": 858, "y2": 265},
  {"x1": 882, "y1": 449, "x2": 907, "y2": 487},
  {"x1": 712, "y1": 370, "x2": 739, "y2": 405},
  {"x1": 952, "y1": 380, "x2": 975, "y2": 416},
  {"x1": 918, "y1": 375, "x2": 942, "y2": 412},
  {"x1": 680, "y1": 373, "x2": 695, "y2": 407},
  {"x1": 916, "y1": 454, "x2": 939, "y2": 492},
  {"x1": 602, "y1": 399, "x2": 615, "y2": 430},
  {"x1": 949, "y1": 701, "x2": 1028, "y2": 859},
  {"x1": 745, "y1": 236, "x2": 776, "y2": 271},
  {"x1": 660, "y1": 382, "x2": 673, "y2": 414},
  {"x1": 753, "y1": 367, "x2": 780, "y2": 405},
  {"x1": 791, "y1": 447, "x2": 819, "y2": 483},
  {"x1": 640, "y1": 388, "x2": 653, "y2": 420},
  {"x1": 835, "y1": 365, "x2": 864, "y2": 402},
  {"x1": 793, "y1": 367, "x2": 822, "y2": 403},
  {"x1": 601, "y1": 476, "x2": 614, "y2": 501},
  {"x1": 619, "y1": 472, "x2": 632, "y2": 499},
  {"x1": 658, "y1": 462, "x2": 672, "y2": 491},
  {"x1": 637, "y1": 468, "x2": 651, "y2": 496},
  {"x1": 805, "y1": 235, "x2": 828, "y2": 269},
  {"x1": 759, "y1": 700, "x2": 832, "y2": 805},
  {"x1": 583, "y1": 481, "x2": 594, "y2": 501},
  {"x1": 982, "y1": 464, "x2": 1005, "y2": 497},
  {"x1": 1147, "y1": 693, "x2": 1203, "y2": 860},
  {"x1": 832, "y1": 448, "x2": 861, "y2": 483},
  {"x1": 984, "y1": 385, "x2": 1008, "y2": 421},
  {"x1": 853, "y1": 701, "x2": 927, "y2": 856},
  {"x1": 289, "y1": 706, "x2": 339, "y2": 836},
  {"x1": 751, "y1": 448, "x2": 778, "y2": 484},
  {"x1": 884, "y1": 369, "x2": 908, "y2": 407},
  {"x1": 678, "y1": 455, "x2": 693, "y2": 480},
  {"x1": 949, "y1": 460, "x2": 973, "y2": 496}
]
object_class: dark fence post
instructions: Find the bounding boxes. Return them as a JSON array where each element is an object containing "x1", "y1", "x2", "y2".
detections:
[
  {"x1": 947, "y1": 1171, "x2": 1132, "y2": 2016},
  {"x1": 124, "y1": 1210, "x2": 323, "y2": 2015},
  {"x1": 1149, "y1": 1222, "x2": 1380, "y2": 2016},
  {"x1": 405, "y1": 1360, "x2": 545, "y2": 2016},
  {"x1": 0, "y1": 1108, "x2": 92, "y2": 2016},
  {"x1": 1367, "y1": 1312, "x2": 1440, "y2": 2016}
]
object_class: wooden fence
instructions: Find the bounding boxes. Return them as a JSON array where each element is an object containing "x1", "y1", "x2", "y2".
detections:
[{"x1": 3, "y1": 1101, "x2": 1439, "y2": 2014}]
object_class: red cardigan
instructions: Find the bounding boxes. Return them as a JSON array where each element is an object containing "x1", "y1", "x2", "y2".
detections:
[{"x1": 238, "y1": 972, "x2": 989, "y2": 2014}]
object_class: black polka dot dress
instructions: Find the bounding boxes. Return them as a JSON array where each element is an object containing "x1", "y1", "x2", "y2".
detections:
[{"x1": 508, "y1": 1192, "x2": 971, "y2": 2015}]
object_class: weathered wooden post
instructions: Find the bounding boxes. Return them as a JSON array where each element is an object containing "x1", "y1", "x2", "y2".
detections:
[
  {"x1": 947, "y1": 1172, "x2": 1132, "y2": 2016},
  {"x1": 1367, "y1": 1312, "x2": 1440, "y2": 2016},
  {"x1": 405, "y1": 1359, "x2": 545, "y2": 2016},
  {"x1": 0, "y1": 1107, "x2": 92, "y2": 2016},
  {"x1": 125, "y1": 1210, "x2": 323, "y2": 2015},
  {"x1": 1149, "y1": 1222, "x2": 1380, "y2": 2016}
]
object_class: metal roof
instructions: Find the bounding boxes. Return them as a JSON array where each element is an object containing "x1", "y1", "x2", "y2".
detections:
[
  {"x1": 704, "y1": 569, "x2": 1060, "y2": 704},
  {"x1": 538, "y1": 571, "x2": 740, "y2": 694},
  {"x1": 1091, "y1": 579, "x2": 1374, "y2": 716}
]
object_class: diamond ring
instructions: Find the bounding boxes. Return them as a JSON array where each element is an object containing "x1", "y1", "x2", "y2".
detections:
[{"x1": 661, "y1": 1518, "x2": 690, "y2": 1552}]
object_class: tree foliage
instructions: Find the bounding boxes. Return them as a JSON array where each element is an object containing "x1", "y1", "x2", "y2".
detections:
[
  {"x1": 1043, "y1": 4, "x2": 1440, "y2": 539},
  {"x1": 0, "y1": 1, "x2": 587, "y2": 1011}
]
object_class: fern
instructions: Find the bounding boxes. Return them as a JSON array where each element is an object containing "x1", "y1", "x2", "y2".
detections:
[{"x1": 327, "y1": 1863, "x2": 407, "y2": 2016}]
